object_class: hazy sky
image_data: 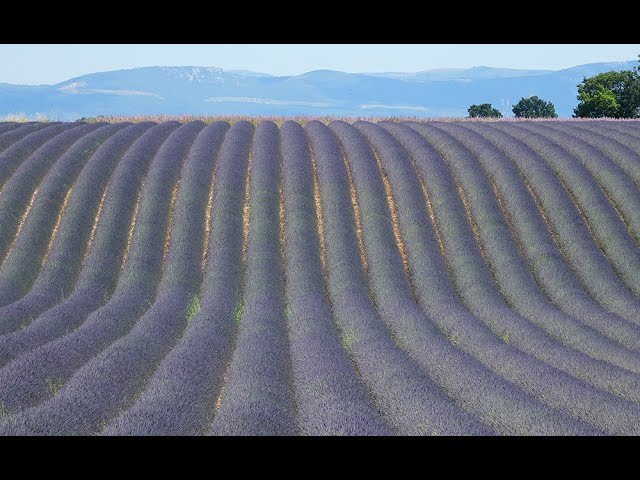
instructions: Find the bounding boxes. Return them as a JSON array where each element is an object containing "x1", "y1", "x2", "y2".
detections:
[{"x1": 1, "y1": 44, "x2": 638, "y2": 85}]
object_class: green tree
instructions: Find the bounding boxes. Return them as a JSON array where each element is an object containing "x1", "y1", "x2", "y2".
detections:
[
  {"x1": 512, "y1": 96, "x2": 558, "y2": 118},
  {"x1": 574, "y1": 69, "x2": 640, "y2": 118},
  {"x1": 574, "y1": 84, "x2": 619, "y2": 118},
  {"x1": 467, "y1": 103, "x2": 503, "y2": 118}
]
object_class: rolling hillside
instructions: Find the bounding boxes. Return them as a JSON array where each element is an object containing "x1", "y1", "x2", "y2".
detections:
[{"x1": 0, "y1": 119, "x2": 640, "y2": 435}]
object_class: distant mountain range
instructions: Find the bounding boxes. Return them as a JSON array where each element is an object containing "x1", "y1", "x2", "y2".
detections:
[{"x1": 0, "y1": 61, "x2": 636, "y2": 119}]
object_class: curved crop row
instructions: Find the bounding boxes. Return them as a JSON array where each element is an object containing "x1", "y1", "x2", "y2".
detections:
[
  {"x1": 576, "y1": 122, "x2": 640, "y2": 161},
  {"x1": 60, "y1": 121, "x2": 231, "y2": 436},
  {"x1": 462, "y1": 123, "x2": 640, "y2": 325},
  {"x1": 381, "y1": 123, "x2": 640, "y2": 434},
  {"x1": 0, "y1": 123, "x2": 153, "y2": 335},
  {"x1": 490, "y1": 123, "x2": 640, "y2": 297},
  {"x1": 449, "y1": 122, "x2": 640, "y2": 348},
  {"x1": 0, "y1": 122, "x2": 225, "y2": 435},
  {"x1": 277, "y1": 120, "x2": 390, "y2": 435},
  {"x1": 0, "y1": 122, "x2": 197, "y2": 424},
  {"x1": 521, "y1": 122, "x2": 640, "y2": 246},
  {"x1": 0, "y1": 123, "x2": 126, "y2": 307},
  {"x1": 0, "y1": 123, "x2": 100, "y2": 265},
  {"x1": 306, "y1": 121, "x2": 492, "y2": 435},
  {"x1": 0, "y1": 122, "x2": 202, "y2": 434},
  {"x1": 554, "y1": 123, "x2": 640, "y2": 192},
  {"x1": 101, "y1": 122, "x2": 252, "y2": 435},
  {"x1": 592, "y1": 121, "x2": 640, "y2": 139},
  {"x1": 339, "y1": 121, "x2": 600, "y2": 434},
  {"x1": 0, "y1": 122, "x2": 20, "y2": 137},
  {"x1": 0, "y1": 123, "x2": 72, "y2": 189},
  {"x1": 0, "y1": 123, "x2": 53, "y2": 154},
  {"x1": 208, "y1": 122, "x2": 298, "y2": 435},
  {"x1": 0, "y1": 123, "x2": 178, "y2": 365},
  {"x1": 408, "y1": 123, "x2": 640, "y2": 394}
]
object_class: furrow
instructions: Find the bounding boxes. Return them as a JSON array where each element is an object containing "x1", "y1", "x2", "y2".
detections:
[
  {"x1": 464, "y1": 123, "x2": 640, "y2": 326},
  {"x1": 0, "y1": 122, "x2": 204, "y2": 435},
  {"x1": 445, "y1": 122, "x2": 640, "y2": 350},
  {"x1": 307, "y1": 120, "x2": 495, "y2": 435},
  {"x1": 523, "y1": 122, "x2": 640, "y2": 246},
  {"x1": 100, "y1": 122, "x2": 250, "y2": 436},
  {"x1": 0, "y1": 123, "x2": 124, "y2": 307},
  {"x1": 0, "y1": 122, "x2": 72, "y2": 191},
  {"x1": 377, "y1": 121, "x2": 640, "y2": 434},
  {"x1": 491, "y1": 123, "x2": 640, "y2": 299},
  {"x1": 0, "y1": 123, "x2": 173, "y2": 358},
  {"x1": 0, "y1": 123, "x2": 100, "y2": 268},
  {"x1": 278, "y1": 120, "x2": 391, "y2": 435},
  {"x1": 209, "y1": 122, "x2": 297, "y2": 436},
  {"x1": 0, "y1": 123, "x2": 51, "y2": 155},
  {"x1": 410, "y1": 122, "x2": 640, "y2": 391},
  {"x1": 0, "y1": 122, "x2": 193, "y2": 420},
  {"x1": 346, "y1": 120, "x2": 605, "y2": 435}
]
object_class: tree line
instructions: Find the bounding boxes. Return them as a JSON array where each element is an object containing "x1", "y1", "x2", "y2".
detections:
[{"x1": 468, "y1": 55, "x2": 640, "y2": 119}]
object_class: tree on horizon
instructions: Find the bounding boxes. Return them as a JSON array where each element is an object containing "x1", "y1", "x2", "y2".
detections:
[
  {"x1": 512, "y1": 96, "x2": 558, "y2": 118},
  {"x1": 467, "y1": 104, "x2": 503, "y2": 118}
]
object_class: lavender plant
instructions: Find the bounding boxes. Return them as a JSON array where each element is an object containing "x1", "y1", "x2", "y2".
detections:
[
  {"x1": 102, "y1": 122, "x2": 252, "y2": 435},
  {"x1": 0, "y1": 123, "x2": 176, "y2": 363},
  {"x1": 0, "y1": 123, "x2": 126, "y2": 307},
  {"x1": 0, "y1": 122, "x2": 198, "y2": 421}
]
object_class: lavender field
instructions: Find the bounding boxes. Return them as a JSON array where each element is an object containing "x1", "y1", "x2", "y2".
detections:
[{"x1": 1, "y1": 118, "x2": 640, "y2": 435}]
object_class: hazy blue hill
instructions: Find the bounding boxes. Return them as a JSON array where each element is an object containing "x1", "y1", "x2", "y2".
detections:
[
  {"x1": 368, "y1": 66, "x2": 553, "y2": 81},
  {"x1": 553, "y1": 61, "x2": 637, "y2": 79},
  {"x1": 0, "y1": 61, "x2": 636, "y2": 120}
]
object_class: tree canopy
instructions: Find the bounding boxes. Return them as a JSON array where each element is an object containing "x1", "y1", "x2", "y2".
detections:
[
  {"x1": 574, "y1": 57, "x2": 640, "y2": 118},
  {"x1": 468, "y1": 103, "x2": 502, "y2": 118},
  {"x1": 512, "y1": 96, "x2": 558, "y2": 118}
]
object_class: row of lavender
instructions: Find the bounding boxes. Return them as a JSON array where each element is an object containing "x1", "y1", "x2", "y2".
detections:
[{"x1": 0, "y1": 119, "x2": 639, "y2": 434}]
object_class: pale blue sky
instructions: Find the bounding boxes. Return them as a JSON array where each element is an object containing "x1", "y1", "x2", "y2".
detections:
[{"x1": 1, "y1": 44, "x2": 639, "y2": 85}]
